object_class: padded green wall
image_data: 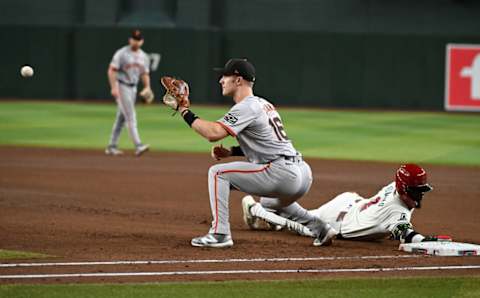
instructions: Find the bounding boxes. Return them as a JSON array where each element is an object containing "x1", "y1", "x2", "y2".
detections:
[
  {"x1": 222, "y1": 31, "x2": 480, "y2": 109},
  {"x1": 73, "y1": 27, "x2": 220, "y2": 103},
  {"x1": 1, "y1": 0, "x2": 480, "y2": 109},
  {"x1": 0, "y1": 26, "x2": 73, "y2": 99},
  {"x1": 2, "y1": 26, "x2": 480, "y2": 109}
]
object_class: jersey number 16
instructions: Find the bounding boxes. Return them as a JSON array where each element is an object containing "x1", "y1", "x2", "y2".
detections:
[{"x1": 269, "y1": 116, "x2": 289, "y2": 141}]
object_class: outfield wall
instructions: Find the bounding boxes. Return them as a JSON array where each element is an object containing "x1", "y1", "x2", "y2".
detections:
[{"x1": 1, "y1": 0, "x2": 480, "y2": 109}]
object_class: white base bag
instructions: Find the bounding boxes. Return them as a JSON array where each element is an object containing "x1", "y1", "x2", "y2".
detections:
[{"x1": 399, "y1": 241, "x2": 480, "y2": 256}]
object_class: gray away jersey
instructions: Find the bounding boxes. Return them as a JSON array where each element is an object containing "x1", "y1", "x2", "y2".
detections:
[
  {"x1": 217, "y1": 96, "x2": 298, "y2": 164},
  {"x1": 110, "y1": 46, "x2": 150, "y2": 85}
]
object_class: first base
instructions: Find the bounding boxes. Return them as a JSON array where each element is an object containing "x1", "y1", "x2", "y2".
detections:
[{"x1": 399, "y1": 241, "x2": 480, "y2": 256}]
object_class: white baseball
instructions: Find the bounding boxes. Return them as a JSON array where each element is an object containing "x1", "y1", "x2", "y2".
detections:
[{"x1": 20, "y1": 66, "x2": 34, "y2": 78}]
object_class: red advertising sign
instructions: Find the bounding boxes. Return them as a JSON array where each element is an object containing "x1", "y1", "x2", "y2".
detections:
[{"x1": 445, "y1": 44, "x2": 480, "y2": 111}]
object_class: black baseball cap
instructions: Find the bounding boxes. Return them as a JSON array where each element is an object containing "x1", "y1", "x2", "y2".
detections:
[
  {"x1": 214, "y1": 58, "x2": 256, "y2": 82},
  {"x1": 131, "y1": 29, "x2": 144, "y2": 41}
]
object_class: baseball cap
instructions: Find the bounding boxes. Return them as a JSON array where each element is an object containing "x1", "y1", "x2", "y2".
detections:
[
  {"x1": 214, "y1": 58, "x2": 256, "y2": 82},
  {"x1": 131, "y1": 29, "x2": 144, "y2": 41}
]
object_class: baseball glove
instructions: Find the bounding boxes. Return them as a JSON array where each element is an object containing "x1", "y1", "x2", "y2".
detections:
[
  {"x1": 422, "y1": 235, "x2": 453, "y2": 242},
  {"x1": 140, "y1": 87, "x2": 155, "y2": 104},
  {"x1": 211, "y1": 144, "x2": 231, "y2": 161},
  {"x1": 160, "y1": 76, "x2": 190, "y2": 111}
]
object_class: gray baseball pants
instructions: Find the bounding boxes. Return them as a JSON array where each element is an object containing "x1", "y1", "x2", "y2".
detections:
[
  {"x1": 207, "y1": 157, "x2": 314, "y2": 236},
  {"x1": 108, "y1": 83, "x2": 142, "y2": 147}
]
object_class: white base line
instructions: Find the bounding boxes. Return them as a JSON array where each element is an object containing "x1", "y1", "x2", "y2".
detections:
[
  {"x1": 1, "y1": 265, "x2": 480, "y2": 279},
  {"x1": 0, "y1": 255, "x2": 421, "y2": 268}
]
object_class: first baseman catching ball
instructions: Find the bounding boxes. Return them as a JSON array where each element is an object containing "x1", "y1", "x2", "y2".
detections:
[
  {"x1": 105, "y1": 29, "x2": 151, "y2": 156},
  {"x1": 161, "y1": 58, "x2": 336, "y2": 248},
  {"x1": 242, "y1": 164, "x2": 451, "y2": 244}
]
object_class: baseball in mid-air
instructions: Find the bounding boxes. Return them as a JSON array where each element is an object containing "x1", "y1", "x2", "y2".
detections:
[{"x1": 20, "y1": 65, "x2": 34, "y2": 78}]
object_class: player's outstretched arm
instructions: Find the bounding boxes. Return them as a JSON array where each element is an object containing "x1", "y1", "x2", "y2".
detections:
[
  {"x1": 403, "y1": 231, "x2": 453, "y2": 243},
  {"x1": 401, "y1": 229, "x2": 426, "y2": 243},
  {"x1": 160, "y1": 76, "x2": 230, "y2": 142},
  {"x1": 188, "y1": 117, "x2": 229, "y2": 142},
  {"x1": 391, "y1": 224, "x2": 452, "y2": 243}
]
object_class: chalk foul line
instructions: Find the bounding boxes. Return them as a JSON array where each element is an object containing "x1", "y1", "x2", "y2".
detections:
[
  {"x1": 1, "y1": 265, "x2": 480, "y2": 279},
  {"x1": 0, "y1": 254, "x2": 422, "y2": 268}
]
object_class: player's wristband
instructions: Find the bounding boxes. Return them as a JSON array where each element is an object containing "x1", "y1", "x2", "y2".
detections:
[
  {"x1": 404, "y1": 231, "x2": 419, "y2": 243},
  {"x1": 182, "y1": 109, "x2": 199, "y2": 127},
  {"x1": 230, "y1": 146, "x2": 245, "y2": 156}
]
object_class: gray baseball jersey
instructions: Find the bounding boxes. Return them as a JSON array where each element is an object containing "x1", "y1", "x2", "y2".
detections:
[
  {"x1": 206, "y1": 95, "x2": 319, "y2": 237},
  {"x1": 110, "y1": 46, "x2": 150, "y2": 85},
  {"x1": 217, "y1": 96, "x2": 298, "y2": 164}
]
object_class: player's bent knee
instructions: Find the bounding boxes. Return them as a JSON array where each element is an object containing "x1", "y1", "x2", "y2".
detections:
[
  {"x1": 208, "y1": 164, "x2": 235, "y2": 183},
  {"x1": 208, "y1": 164, "x2": 223, "y2": 178}
]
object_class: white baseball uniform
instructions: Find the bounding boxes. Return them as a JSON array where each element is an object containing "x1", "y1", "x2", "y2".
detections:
[
  {"x1": 310, "y1": 182, "x2": 415, "y2": 241},
  {"x1": 108, "y1": 45, "x2": 150, "y2": 148}
]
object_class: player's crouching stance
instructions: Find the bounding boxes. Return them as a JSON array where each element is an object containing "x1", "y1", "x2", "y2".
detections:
[
  {"x1": 160, "y1": 58, "x2": 336, "y2": 248},
  {"x1": 243, "y1": 164, "x2": 452, "y2": 245}
]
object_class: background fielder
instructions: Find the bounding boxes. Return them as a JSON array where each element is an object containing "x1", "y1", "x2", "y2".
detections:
[
  {"x1": 243, "y1": 164, "x2": 451, "y2": 244},
  {"x1": 105, "y1": 29, "x2": 151, "y2": 156}
]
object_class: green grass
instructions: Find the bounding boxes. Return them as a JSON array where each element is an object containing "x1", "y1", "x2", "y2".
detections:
[
  {"x1": 1, "y1": 277, "x2": 479, "y2": 297},
  {"x1": 0, "y1": 101, "x2": 479, "y2": 166},
  {"x1": 0, "y1": 102, "x2": 479, "y2": 293},
  {"x1": 0, "y1": 249, "x2": 50, "y2": 260}
]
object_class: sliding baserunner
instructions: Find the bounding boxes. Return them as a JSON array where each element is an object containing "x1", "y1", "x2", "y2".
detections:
[{"x1": 243, "y1": 164, "x2": 451, "y2": 245}]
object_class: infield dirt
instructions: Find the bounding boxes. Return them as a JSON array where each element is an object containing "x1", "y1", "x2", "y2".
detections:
[{"x1": 1, "y1": 146, "x2": 479, "y2": 283}]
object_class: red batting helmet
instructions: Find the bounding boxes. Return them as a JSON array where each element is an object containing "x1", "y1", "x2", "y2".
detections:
[{"x1": 395, "y1": 164, "x2": 432, "y2": 208}]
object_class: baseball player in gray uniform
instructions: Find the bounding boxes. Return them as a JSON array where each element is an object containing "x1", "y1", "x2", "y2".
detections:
[
  {"x1": 105, "y1": 29, "x2": 150, "y2": 156},
  {"x1": 242, "y1": 164, "x2": 452, "y2": 244},
  {"x1": 173, "y1": 58, "x2": 336, "y2": 248}
]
